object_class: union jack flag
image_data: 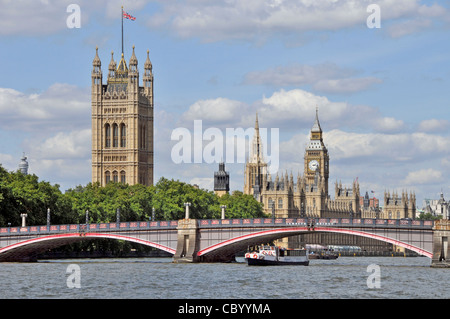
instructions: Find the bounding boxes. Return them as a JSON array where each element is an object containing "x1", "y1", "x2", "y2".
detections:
[{"x1": 123, "y1": 11, "x2": 136, "y2": 21}]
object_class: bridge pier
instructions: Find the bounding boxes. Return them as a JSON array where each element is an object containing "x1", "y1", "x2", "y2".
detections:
[
  {"x1": 431, "y1": 219, "x2": 450, "y2": 268},
  {"x1": 173, "y1": 219, "x2": 199, "y2": 263}
]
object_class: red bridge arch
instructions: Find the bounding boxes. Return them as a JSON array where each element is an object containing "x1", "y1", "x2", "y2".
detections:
[
  {"x1": 197, "y1": 226, "x2": 433, "y2": 260},
  {"x1": 0, "y1": 233, "x2": 175, "y2": 262}
]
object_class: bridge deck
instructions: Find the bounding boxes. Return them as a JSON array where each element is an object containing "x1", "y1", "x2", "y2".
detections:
[{"x1": 0, "y1": 218, "x2": 434, "y2": 237}]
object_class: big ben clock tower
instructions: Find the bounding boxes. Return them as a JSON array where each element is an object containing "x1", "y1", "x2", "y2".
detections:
[{"x1": 304, "y1": 108, "x2": 329, "y2": 195}]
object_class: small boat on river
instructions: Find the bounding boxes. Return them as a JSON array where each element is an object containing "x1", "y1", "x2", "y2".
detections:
[{"x1": 245, "y1": 245, "x2": 309, "y2": 266}]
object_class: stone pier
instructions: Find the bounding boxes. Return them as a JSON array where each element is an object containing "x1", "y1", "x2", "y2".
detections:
[
  {"x1": 431, "y1": 219, "x2": 450, "y2": 268},
  {"x1": 173, "y1": 219, "x2": 199, "y2": 263}
]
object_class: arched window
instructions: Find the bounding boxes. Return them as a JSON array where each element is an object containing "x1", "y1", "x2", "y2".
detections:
[
  {"x1": 105, "y1": 124, "x2": 111, "y2": 148},
  {"x1": 120, "y1": 123, "x2": 126, "y2": 147},
  {"x1": 278, "y1": 198, "x2": 283, "y2": 209},
  {"x1": 140, "y1": 124, "x2": 146, "y2": 149},
  {"x1": 105, "y1": 171, "x2": 111, "y2": 184},
  {"x1": 113, "y1": 171, "x2": 118, "y2": 183},
  {"x1": 113, "y1": 124, "x2": 118, "y2": 147},
  {"x1": 143, "y1": 124, "x2": 146, "y2": 149},
  {"x1": 268, "y1": 198, "x2": 274, "y2": 209},
  {"x1": 120, "y1": 171, "x2": 126, "y2": 184}
]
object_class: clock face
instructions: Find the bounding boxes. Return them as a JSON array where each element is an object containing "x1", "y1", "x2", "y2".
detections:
[{"x1": 308, "y1": 160, "x2": 319, "y2": 171}]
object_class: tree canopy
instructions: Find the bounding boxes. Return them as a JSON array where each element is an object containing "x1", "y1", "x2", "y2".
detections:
[{"x1": 0, "y1": 166, "x2": 266, "y2": 227}]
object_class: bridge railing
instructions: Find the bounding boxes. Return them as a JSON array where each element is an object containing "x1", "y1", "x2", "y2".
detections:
[
  {"x1": 197, "y1": 218, "x2": 435, "y2": 229},
  {"x1": 0, "y1": 220, "x2": 179, "y2": 236},
  {"x1": 0, "y1": 218, "x2": 435, "y2": 236}
]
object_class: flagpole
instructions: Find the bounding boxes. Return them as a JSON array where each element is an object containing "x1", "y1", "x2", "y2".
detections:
[{"x1": 121, "y1": 6, "x2": 124, "y2": 55}]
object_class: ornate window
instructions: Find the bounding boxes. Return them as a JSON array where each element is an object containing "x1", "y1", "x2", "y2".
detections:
[
  {"x1": 278, "y1": 198, "x2": 283, "y2": 209},
  {"x1": 120, "y1": 123, "x2": 126, "y2": 147},
  {"x1": 105, "y1": 124, "x2": 111, "y2": 148},
  {"x1": 268, "y1": 198, "x2": 274, "y2": 209},
  {"x1": 113, "y1": 171, "x2": 118, "y2": 183},
  {"x1": 113, "y1": 124, "x2": 119, "y2": 147},
  {"x1": 140, "y1": 124, "x2": 146, "y2": 149},
  {"x1": 105, "y1": 171, "x2": 111, "y2": 184},
  {"x1": 120, "y1": 170, "x2": 126, "y2": 184}
]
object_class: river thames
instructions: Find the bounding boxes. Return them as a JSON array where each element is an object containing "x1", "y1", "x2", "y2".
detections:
[{"x1": 0, "y1": 256, "x2": 449, "y2": 299}]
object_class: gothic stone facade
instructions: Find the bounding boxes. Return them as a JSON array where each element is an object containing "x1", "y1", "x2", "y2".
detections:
[
  {"x1": 91, "y1": 46, "x2": 154, "y2": 186},
  {"x1": 244, "y1": 111, "x2": 417, "y2": 221},
  {"x1": 244, "y1": 110, "x2": 361, "y2": 219}
]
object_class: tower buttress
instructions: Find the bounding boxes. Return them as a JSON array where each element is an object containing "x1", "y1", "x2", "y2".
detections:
[
  {"x1": 92, "y1": 46, "x2": 102, "y2": 91},
  {"x1": 143, "y1": 49, "x2": 153, "y2": 97}
]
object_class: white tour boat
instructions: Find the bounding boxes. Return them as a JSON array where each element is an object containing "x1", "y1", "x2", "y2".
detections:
[{"x1": 245, "y1": 245, "x2": 309, "y2": 266}]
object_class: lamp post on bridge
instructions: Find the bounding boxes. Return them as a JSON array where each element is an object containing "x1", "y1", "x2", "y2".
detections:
[
  {"x1": 184, "y1": 202, "x2": 191, "y2": 219},
  {"x1": 20, "y1": 213, "x2": 27, "y2": 227},
  {"x1": 47, "y1": 208, "x2": 50, "y2": 228},
  {"x1": 221, "y1": 205, "x2": 226, "y2": 220},
  {"x1": 116, "y1": 208, "x2": 120, "y2": 224}
]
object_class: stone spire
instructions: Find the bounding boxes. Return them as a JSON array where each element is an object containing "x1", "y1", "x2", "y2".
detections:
[
  {"x1": 144, "y1": 49, "x2": 152, "y2": 70},
  {"x1": 92, "y1": 46, "x2": 101, "y2": 68},
  {"x1": 250, "y1": 112, "x2": 264, "y2": 164},
  {"x1": 108, "y1": 51, "x2": 116, "y2": 78},
  {"x1": 311, "y1": 106, "x2": 322, "y2": 133},
  {"x1": 129, "y1": 45, "x2": 138, "y2": 67}
]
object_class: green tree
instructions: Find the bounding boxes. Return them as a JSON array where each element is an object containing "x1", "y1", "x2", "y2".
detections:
[
  {"x1": 1, "y1": 168, "x2": 266, "y2": 227},
  {"x1": 64, "y1": 182, "x2": 155, "y2": 223},
  {"x1": 0, "y1": 165, "x2": 72, "y2": 227},
  {"x1": 417, "y1": 212, "x2": 442, "y2": 220},
  {"x1": 217, "y1": 191, "x2": 266, "y2": 219},
  {"x1": 151, "y1": 177, "x2": 220, "y2": 220}
]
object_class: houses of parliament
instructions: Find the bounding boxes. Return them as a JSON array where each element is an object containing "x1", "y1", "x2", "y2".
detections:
[
  {"x1": 239, "y1": 110, "x2": 416, "y2": 221},
  {"x1": 89, "y1": 44, "x2": 416, "y2": 226},
  {"x1": 91, "y1": 46, "x2": 154, "y2": 187}
]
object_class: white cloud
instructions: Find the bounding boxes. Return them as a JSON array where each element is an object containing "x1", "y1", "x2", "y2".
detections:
[
  {"x1": 243, "y1": 63, "x2": 355, "y2": 87},
  {"x1": 0, "y1": 84, "x2": 90, "y2": 132},
  {"x1": 313, "y1": 77, "x2": 382, "y2": 94},
  {"x1": 183, "y1": 98, "x2": 249, "y2": 125},
  {"x1": 243, "y1": 63, "x2": 382, "y2": 94},
  {"x1": 1, "y1": 0, "x2": 446, "y2": 40},
  {"x1": 0, "y1": 82, "x2": 91, "y2": 189},
  {"x1": 373, "y1": 117, "x2": 405, "y2": 133},
  {"x1": 279, "y1": 130, "x2": 450, "y2": 166},
  {"x1": 418, "y1": 119, "x2": 449, "y2": 133},
  {"x1": 402, "y1": 168, "x2": 443, "y2": 185},
  {"x1": 32, "y1": 129, "x2": 91, "y2": 160},
  {"x1": 259, "y1": 89, "x2": 349, "y2": 124},
  {"x1": 0, "y1": 0, "x2": 148, "y2": 36},
  {"x1": 180, "y1": 88, "x2": 407, "y2": 134},
  {"x1": 147, "y1": 0, "x2": 448, "y2": 42}
]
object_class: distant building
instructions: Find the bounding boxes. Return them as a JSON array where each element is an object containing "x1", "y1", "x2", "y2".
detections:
[
  {"x1": 423, "y1": 192, "x2": 449, "y2": 219},
  {"x1": 18, "y1": 153, "x2": 29, "y2": 175},
  {"x1": 214, "y1": 162, "x2": 229, "y2": 197},
  {"x1": 360, "y1": 191, "x2": 380, "y2": 217},
  {"x1": 381, "y1": 190, "x2": 416, "y2": 219}
]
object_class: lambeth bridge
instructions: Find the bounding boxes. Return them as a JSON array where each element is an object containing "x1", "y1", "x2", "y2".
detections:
[{"x1": 1, "y1": 217, "x2": 450, "y2": 267}]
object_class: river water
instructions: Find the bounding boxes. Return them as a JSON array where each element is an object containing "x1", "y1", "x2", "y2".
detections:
[{"x1": 0, "y1": 256, "x2": 448, "y2": 299}]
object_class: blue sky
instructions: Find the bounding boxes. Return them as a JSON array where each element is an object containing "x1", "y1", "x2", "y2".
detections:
[{"x1": 0, "y1": 0, "x2": 449, "y2": 209}]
